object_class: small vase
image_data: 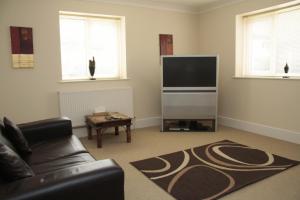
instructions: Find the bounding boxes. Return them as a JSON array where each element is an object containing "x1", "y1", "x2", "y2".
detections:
[
  {"x1": 284, "y1": 63, "x2": 289, "y2": 74},
  {"x1": 89, "y1": 57, "x2": 96, "y2": 80},
  {"x1": 283, "y1": 63, "x2": 289, "y2": 78}
]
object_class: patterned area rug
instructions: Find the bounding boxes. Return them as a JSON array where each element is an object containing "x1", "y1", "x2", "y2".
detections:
[{"x1": 131, "y1": 140, "x2": 299, "y2": 200}]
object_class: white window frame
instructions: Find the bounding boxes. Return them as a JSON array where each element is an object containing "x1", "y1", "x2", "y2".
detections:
[
  {"x1": 59, "y1": 11, "x2": 127, "y2": 81},
  {"x1": 235, "y1": 2, "x2": 300, "y2": 79}
]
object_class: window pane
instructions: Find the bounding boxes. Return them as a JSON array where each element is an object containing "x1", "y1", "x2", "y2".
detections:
[
  {"x1": 59, "y1": 13, "x2": 126, "y2": 80},
  {"x1": 275, "y1": 9, "x2": 300, "y2": 75},
  {"x1": 60, "y1": 18, "x2": 87, "y2": 79},
  {"x1": 246, "y1": 17, "x2": 273, "y2": 75},
  {"x1": 88, "y1": 19, "x2": 120, "y2": 78},
  {"x1": 242, "y1": 6, "x2": 300, "y2": 77}
]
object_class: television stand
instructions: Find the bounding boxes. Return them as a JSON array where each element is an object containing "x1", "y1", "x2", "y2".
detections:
[
  {"x1": 160, "y1": 55, "x2": 218, "y2": 132},
  {"x1": 162, "y1": 119, "x2": 215, "y2": 132}
]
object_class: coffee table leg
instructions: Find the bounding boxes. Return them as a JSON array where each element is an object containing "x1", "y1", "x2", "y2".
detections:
[
  {"x1": 115, "y1": 126, "x2": 119, "y2": 135},
  {"x1": 87, "y1": 125, "x2": 92, "y2": 140},
  {"x1": 97, "y1": 128, "x2": 102, "y2": 148},
  {"x1": 126, "y1": 124, "x2": 131, "y2": 143}
]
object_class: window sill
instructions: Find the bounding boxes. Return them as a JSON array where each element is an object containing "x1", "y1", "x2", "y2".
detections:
[
  {"x1": 59, "y1": 78, "x2": 131, "y2": 83},
  {"x1": 233, "y1": 76, "x2": 300, "y2": 80}
]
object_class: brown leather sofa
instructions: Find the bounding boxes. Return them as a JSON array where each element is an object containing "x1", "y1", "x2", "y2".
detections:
[{"x1": 0, "y1": 117, "x2": 124, "y2": 200}]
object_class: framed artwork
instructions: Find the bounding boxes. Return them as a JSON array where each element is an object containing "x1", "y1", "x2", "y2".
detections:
[
  {"x1": 159, "y1": 34, "x2": 173, "y2": 55},
  {"x1": 10, "y1": 26, "x2": 34, "y2": 68}
]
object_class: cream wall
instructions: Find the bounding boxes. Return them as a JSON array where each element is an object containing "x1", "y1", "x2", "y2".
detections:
[
  {"x1": 1, "y1": 0, "x2": 299, "y2": 134},
  {"x1": 197, "y1": 0, "x2": 300, "y2": 132},
  {"x1": 0, "y1": 0, "x2": 199, "y2": 123}
]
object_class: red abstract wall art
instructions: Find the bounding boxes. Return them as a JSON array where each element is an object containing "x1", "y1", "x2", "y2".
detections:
[
  {"x1": 10, "y1": 26, "x2": 34, "y2": 68},
  {"x1": 159, "y1": 34, "x2": 173, "y2": 56}
]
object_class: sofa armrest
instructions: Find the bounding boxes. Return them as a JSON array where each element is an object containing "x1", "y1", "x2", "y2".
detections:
[
  {"x1": 0, "y1": 159, "x2": 124, "y2": 200},
  {"x1": 18, "y1": 117, "x2": 73, "y2": 145}
]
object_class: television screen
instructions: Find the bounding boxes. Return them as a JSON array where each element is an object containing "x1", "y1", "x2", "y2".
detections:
[{"x1": 163, "y1": 56, "x2": 217, "y2": 87}]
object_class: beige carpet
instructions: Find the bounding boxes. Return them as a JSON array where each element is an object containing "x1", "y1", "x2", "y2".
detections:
[{"x1": 80, "y1": 126, "x2": 300, "y2": 200}]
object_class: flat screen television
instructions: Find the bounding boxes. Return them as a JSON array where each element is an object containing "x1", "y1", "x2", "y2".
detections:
[{"x1": 162, "y1": 56, "x2": 217, "y2": 88}]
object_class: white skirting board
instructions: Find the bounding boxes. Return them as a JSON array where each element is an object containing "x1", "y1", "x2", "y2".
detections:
[
  {"x1": 73, "y1": 115, "x2": 300, "y2": 144},
  {"x1": 219, "y1": 115, "x2": 300, "y2": 144},
  {"x1": 134, "y1": 116, "x2": 161, "y2": 129}
]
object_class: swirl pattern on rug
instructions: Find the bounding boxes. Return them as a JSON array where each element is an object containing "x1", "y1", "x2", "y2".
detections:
[{"x1": 131, "y1": 140, "x2": 299, "y2": 200}]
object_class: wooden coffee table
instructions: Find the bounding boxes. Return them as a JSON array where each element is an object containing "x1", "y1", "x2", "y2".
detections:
[{"x1": 85, "y1": 112, "x2": 132, "y2": 148}]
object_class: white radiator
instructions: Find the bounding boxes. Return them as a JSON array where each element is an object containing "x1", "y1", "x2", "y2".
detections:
[{"x1": 58, "y1": 87, "x2": 134, "y2": 127}]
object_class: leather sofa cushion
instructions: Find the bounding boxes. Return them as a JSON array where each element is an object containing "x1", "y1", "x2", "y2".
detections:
[
  {"x1": 3, "y1": 117, "x2": 32, "y2": 156},
  {"x1": 31, "y1": 153, "x2": 95, "y2": 175},
  {"x1": 26, "y1": 135, "x2": 88, "y2": 165},
  {"x1": 0, "y1": 120, "x2": 17, "y2": 152},
  {"x1": 0, "y1": 142, "x2": 34, "y2": 182}
]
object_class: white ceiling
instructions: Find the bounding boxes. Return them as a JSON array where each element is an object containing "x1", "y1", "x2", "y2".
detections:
[{"x1": 91, "y1": 0, "x2": 245, "y2": 13}]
